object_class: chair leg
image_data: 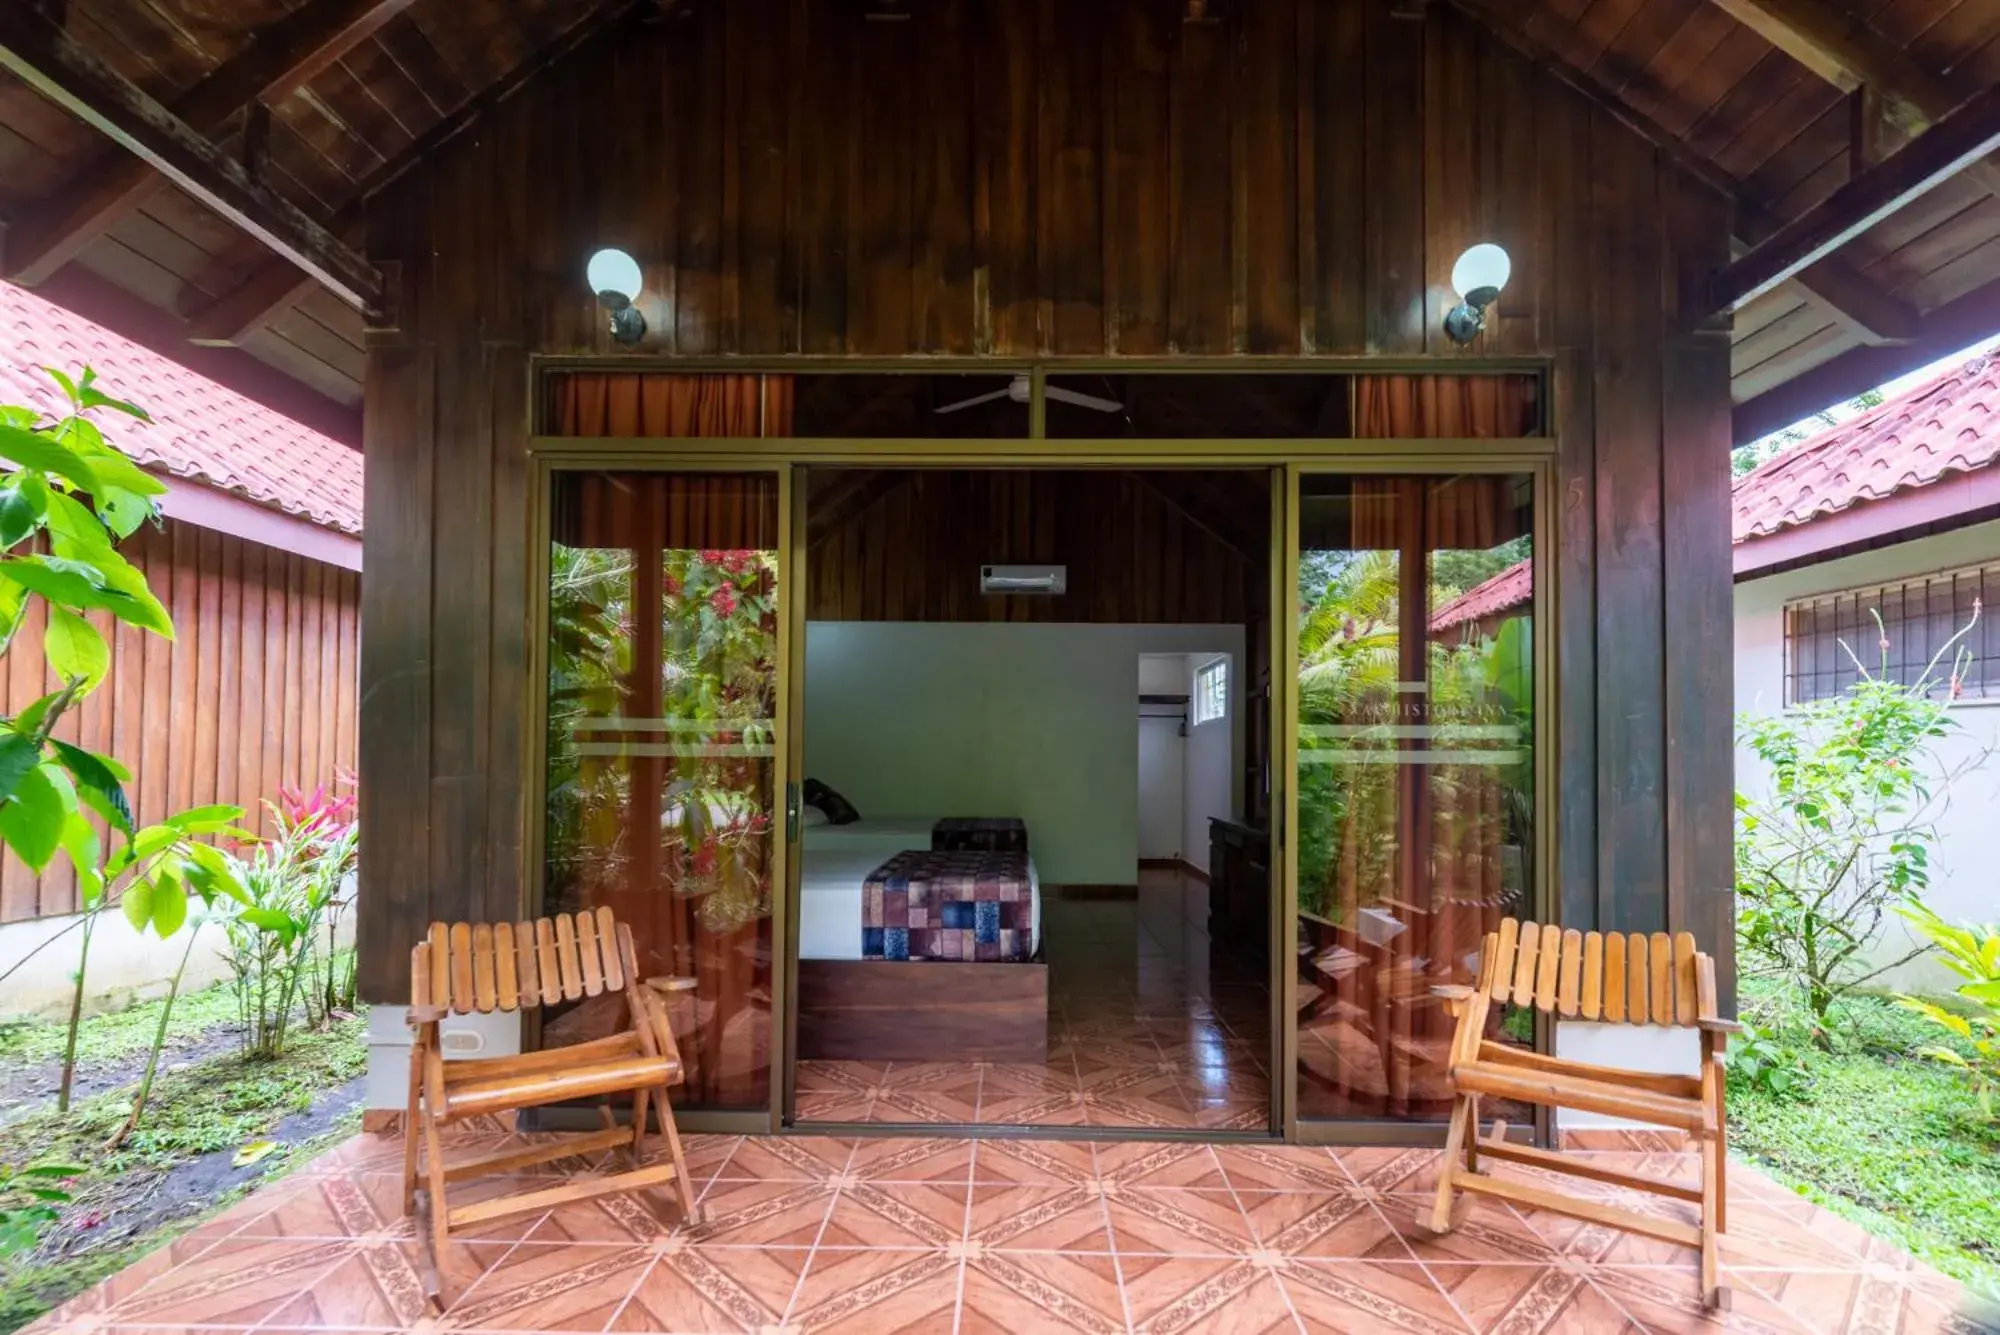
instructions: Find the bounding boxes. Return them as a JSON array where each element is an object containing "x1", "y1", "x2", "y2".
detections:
[
  {"x1": 654, "y1": 1084, "x2": 702, "y2": 1226},
  {"x1": 1700, "y1": 1131, "x2": 1729, "y2": 1312},
  {"x1": 1463, "y1": 1096, "x2": 1484, "y2": 1172},
  {"x1": 630, "y1": 1087, "x2": 650, "y2": 1165},
  {"x1": 1426, "y1": 1093, "x2": 1474, "y2": 1234},
  {"x1": 401, "y1": 1054, "x2": 423, "y2": 1215}
]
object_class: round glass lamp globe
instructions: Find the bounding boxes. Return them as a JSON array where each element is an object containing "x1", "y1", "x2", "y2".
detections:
[
  {"x1": 586, "y1": 248, "x2": 644, "y2": 302},
  {"x1": 1450, "y1": 243, "x2": 1511, "y2": 299}
]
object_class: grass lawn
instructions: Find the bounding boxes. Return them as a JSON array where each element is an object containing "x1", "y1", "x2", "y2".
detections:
[
  {"x1": 1729, "y1": 984, "x2": 2000, "y2": 1299},
  {"x1": 0, "y1": 977, "x2": 366, "y2": 1333}
]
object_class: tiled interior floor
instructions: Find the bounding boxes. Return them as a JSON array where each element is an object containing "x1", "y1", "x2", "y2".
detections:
[
  {"x1": 795, "y1": 874, "x2": 1273, "y2": 1130},
  {"x1": 29, "y1": 1123, "x2": 1999, "y2": 1335}
]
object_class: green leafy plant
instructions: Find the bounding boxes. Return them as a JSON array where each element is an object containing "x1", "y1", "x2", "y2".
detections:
[
  {"x1": 0, "y1": 1162, "x2": 83, "y2": 1258},
  {"x1": 1735, "y1": 607, "x2": 1984, "y2": 1044},
  {"x1": 1726, "y1": 1021, "x2": 1809, "y2": 1097},
  {"x1": 0, "y1": 368, "x2": 251, "y2": 1159},
  {"x1": 1896, "y1": 901, "x2": 2000, "y2": 1119},
  {"x1": 218, "y1": 786, "x2": 360, "y2": 1059}
]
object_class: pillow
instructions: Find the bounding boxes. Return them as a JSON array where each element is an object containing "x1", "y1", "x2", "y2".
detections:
[
  {"x1": 801, "y1": 806, "x2": 830, "y2": 828},
  {"x1": 803, "y1": 778, "x2": 860, "y2": 825}
]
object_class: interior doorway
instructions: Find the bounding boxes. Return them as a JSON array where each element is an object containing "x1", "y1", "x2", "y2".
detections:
[{"x1": 788, "y1": 466, "x2": 1275, "y2": 1132}]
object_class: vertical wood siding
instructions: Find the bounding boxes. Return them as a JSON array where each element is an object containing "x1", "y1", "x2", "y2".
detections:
[
  {"x1": 0, "y1": 519, "x2": 362, "y2": 923},
  {"x1": 357, "y1": 0, "x2": 1737, "y2": 1005}
]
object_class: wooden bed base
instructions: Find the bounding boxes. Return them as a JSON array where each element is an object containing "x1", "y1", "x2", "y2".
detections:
[{"x1": 796, "y1": 959, "x2": 1049, "y2": 1062}]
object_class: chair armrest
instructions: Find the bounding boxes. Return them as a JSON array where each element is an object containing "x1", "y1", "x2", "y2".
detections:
[
  {"x1": 1696, "y1": 1017, "x2": 1744, "y2": 1036},
  {"x1": 405, "y1": 1004, "x2": 450, "y2": 1026},
  {"x1": 1431, "y1": 984, "x2": 1474, "y2": 1017}
]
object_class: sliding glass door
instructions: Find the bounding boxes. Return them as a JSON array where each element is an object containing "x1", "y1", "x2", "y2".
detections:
[
  {"x1": 539, "y1": 466, "x2": 791, "y2": 1118},
  {"x1": 1287, "y1": 468, "x2": 1542, "y2": 1135}
]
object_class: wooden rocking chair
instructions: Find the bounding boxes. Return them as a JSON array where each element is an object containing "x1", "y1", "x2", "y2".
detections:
[
  {"x1": 1426, "y1": 919, "x2": 1740, "y2": 1310},
  {"x1": 402, "y1": 908, "x2": 702, "y2": 1294}
]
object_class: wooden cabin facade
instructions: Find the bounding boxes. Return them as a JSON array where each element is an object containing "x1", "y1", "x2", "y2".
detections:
[{"x1": 7, "y1": 0, "x2": 1999, "y2": 1142}]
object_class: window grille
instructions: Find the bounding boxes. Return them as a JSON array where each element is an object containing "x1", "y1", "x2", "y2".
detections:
[
  {"x1": 1193, "y1": 658, "x2": 1229, "y2": 725},
  {"x1": 1783, "y1": 562, "x2": 1997, "y2": 705}
]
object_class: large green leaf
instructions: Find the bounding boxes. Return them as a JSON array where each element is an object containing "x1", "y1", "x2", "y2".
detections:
[
  {"x1": 8, "y1": 690, "x2": 66, "y2": 739},
  {"x1": 56, "y1": 418, "x2": 166, "y2": 499},
  {"x1": 50, "y1": 739, "x2": 132, "y2": 834},
  {"x1": 60, "y1": 810, "x2": 103, "y2": 907},
  {"x1": 0, "y1": 765, "x2": 68, "y2": 872},
  {"x1": 0, "y1": 423, "x2": 100, "y2": 495},
  {"x1": 148, "y1": 865, "x2": 187, "y2": 937},
  {"x1": 0, "y1": 477, "x2": 46, "y2": 548},
  {"x1": 121, "y1": 878, "x2": 152, "y2": 932},
  {"x1": 44, "y1": 605, "x2": 109, "y2": 693},
  {"x1": 0, "y1": 731, "x2": 42, "y2": 805}
]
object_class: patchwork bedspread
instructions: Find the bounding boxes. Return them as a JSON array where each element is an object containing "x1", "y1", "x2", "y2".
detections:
[
  {"x1": 930, "y1": 817, "x2": 1029, "y2": 854},
  {"x1": 862, "y1": 849, "x2": 1033, "y2": 962}
]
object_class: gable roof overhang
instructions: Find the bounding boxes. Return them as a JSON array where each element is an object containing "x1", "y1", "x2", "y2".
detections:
[{"x1": 0, "y1": 0, "x2": 1997, "y2": 441}]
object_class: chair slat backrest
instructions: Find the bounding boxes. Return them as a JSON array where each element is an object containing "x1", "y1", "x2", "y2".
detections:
[
  {"x1": 412, "y1": 909, "x2": 635, "y2": 1016},
  {"x1": 1476, "y1": 918, "x2": 1712, "y2": 1027}
]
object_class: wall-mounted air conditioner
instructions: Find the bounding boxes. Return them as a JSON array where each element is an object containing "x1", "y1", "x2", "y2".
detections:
[{"x1": 981, "y1": 564, "x2": 1067, "y2": 596}]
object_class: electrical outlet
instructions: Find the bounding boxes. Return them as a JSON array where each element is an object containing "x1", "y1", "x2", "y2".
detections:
[{"x1": 441, "y1": 1029, "x2": 485, "y2": 1055}]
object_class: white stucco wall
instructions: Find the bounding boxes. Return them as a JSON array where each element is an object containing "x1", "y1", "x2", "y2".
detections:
[{"x1": 1735, "y1": 520, "x2": 2000, "y2": 993}]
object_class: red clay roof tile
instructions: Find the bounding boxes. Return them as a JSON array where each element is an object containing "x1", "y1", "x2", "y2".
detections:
[
  {"x1": 1732, "y1": 352, "x2": 1999, "y2": 543},
  {"x1": 1, "y1": 282, "x2": 361, "y2": 535}
]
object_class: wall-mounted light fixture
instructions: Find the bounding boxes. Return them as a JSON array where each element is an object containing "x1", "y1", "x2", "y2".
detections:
[
  {"x1": 587, "y1": 248, "x2": 646, "y2": 344},
  {"x1": 1444, "y1": 243, "x2": 1511, "y2": 344}
]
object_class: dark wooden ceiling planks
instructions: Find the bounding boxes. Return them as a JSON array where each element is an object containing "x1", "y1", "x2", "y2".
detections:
[{"x1": 1, "y1": 0, "x2": 1999, "y2": 438}]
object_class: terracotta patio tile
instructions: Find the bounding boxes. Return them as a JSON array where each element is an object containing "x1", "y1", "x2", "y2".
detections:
[
  {"x1": 846, "y1": 1136, "x2": 975, "y2": 1184},
  {"x1": 786, "y1": 1247, "x2": 961, "y2": 1333},
  {"x1": 1117, "y1": 1253, "x2": 1265, "y2": 1333},
  {"x1": 1732, "y1": 1267, "x2": 2000, "y2": 1335},
  {"x1": 960, "y1": 1249, "x2": 1127, "y2": 1335},
  {"x1": 971, "y1": 1136, "x2": 1098, "y2": 1184},
  {"x1": 1103, "y1": 1186, "x2": 1260, "y2": 1255},
  {"x1": 968, "y1": 1182, "x2": 1114, "y2": 1251},
  {"x1": 1282, "y1": 1258, "x2": 1472, "y2": 1334},
  {"x1": 32, "y1": 1232, "x2": 230, "y2": 1324},
  {"x1": 610, "y1": 1244, "x2": 809, "y2": 1332},
  {"x1": 104, "y1": 1238, "x2": 357, "y2": 1327},
  {"x1": 1371, "y1": 1192, "x2": 1560, "y2": 1266},
  {"x1": 818, "y1": 1180, "x2": 968, "y2": 1249},
  {"x1": 433, "y1": 1241, "x2": 652, "y2": 1331},
  {"x1": 1587, "y1": 1266, "x2": 1812, "y2": 1334},
  {"x1": 1094, "y1": 1140, "x2": 1232, "y2": 1190},
  {"x1": 251, "y1": 1243, "x2": 435, "y2": 1330},
  {"x1": 684, "y1": 1178, "x2": 835, "y2": 1248},
  {"x1": 792, "y1": 1093, "x2": 876, "y2": 1123},
  {"x1": 1241, "y1": 1191, "x2": 1412, "y2": 1261},
  {"x1": 1211, "y1": 1144, "x2": 1349, "y2": 1195},
  {"x1": 1423, "y1": 1262, "x2": 1638, "y2": 1335},
  {"x1": 710, "y1": 1137, "x2": 851, "y2": 1181}
]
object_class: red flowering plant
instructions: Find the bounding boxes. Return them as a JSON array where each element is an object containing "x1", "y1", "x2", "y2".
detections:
[
  {"x1": 1736, "y1": 604, "x2": 1989, "y2": 1045},
  {"x1": 216, "y1": 771, "x2": 361, "y2": 1057}
]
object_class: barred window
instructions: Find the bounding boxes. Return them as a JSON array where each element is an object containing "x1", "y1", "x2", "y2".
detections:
[
  {"x1": 1193, "y1": 657, "x2": 1229, "y2": 725},
  {"x1": 1784, "y1": 563, "x2": 1998, "y2": 705}
]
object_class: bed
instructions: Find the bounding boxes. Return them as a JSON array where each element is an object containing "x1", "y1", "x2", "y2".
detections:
[
  {"x1": 797, "y1": 819, "x2": 1041, "y2": 960},
  {"x1": 794, "y1": 817, "x2": 1049, "y2": 1066}
]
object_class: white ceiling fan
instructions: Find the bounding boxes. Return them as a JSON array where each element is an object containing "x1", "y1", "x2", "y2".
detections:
[{"x1": 933, "y1": 373, "x2": 1123, "y2": 415}]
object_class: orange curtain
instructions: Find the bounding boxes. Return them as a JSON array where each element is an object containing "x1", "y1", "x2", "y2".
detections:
[
  {"x1": 550, "y1": 372, "x2": 795, "y2": 437},
  {"x1": 542, "y1": 380, "x2": 784, "y2": 1108},
  {"x1": 1353, "y1": 374, "x2": 1540, "y2": 440}
]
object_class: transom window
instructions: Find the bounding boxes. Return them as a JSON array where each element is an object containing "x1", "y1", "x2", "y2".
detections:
[
  {"x1": 1193, "y1": 657, "x2": 1228, "y2": 725},
  {"x1": 1784, "y1": 562, "x2": 1999, "y2": 705}
]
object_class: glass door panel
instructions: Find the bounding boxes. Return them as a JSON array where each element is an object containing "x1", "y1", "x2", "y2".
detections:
[
  {"x1": 543, "y1": 469, "x2": 783, "y2": 1112},
  {"x1": 1292, "y1": 473, "x2": 1536, "y2": 1124}
]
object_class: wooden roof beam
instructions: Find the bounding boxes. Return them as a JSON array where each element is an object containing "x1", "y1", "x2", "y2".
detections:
[
  {"x1": 1731, "y1": 273, "x2": 2000, "y2": 446},
  {"x1": 1711, "y1": 81, "x2": 2000, "y2": 315},
  {"x1": 1445, "y1": 0, "x2": 1916, "y2": 345},
  {"x1": 1707, "y1": 0, "x2": 2000, "y2": 201},
  {"x1": 0, "y1": 6, "x2": 382, "y2": 315},
  {"x1": 182, "y1": 0, "x2": 635, "y2": 346},
  {"x1": 1, "y1": 0, "x2": 413, "y2": 286}
]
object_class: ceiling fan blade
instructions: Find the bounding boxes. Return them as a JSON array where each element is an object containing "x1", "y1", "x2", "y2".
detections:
[
  {"x1": 1046, "y1": 385, "x2": 1124, "y2": 413},
  {"x1": 933, "y1": 387, "x2": 1013, "y2": 414}
]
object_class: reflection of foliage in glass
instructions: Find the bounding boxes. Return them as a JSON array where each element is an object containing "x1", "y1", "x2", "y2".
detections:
[
  {"x1": 1295, "y1": 550, "x2": 1532, "y2": 923},
  {"x1": 546, "y1": 543, "x2": 778, "y2": 936}
]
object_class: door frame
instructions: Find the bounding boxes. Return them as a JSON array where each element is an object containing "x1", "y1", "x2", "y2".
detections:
[
  {"x1": 1283, "y1": 457, "x2": 1557, "y2": 1147},
  {"x1": 523, "y1": 360, "x2": 1558, "y2": 1141}
]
